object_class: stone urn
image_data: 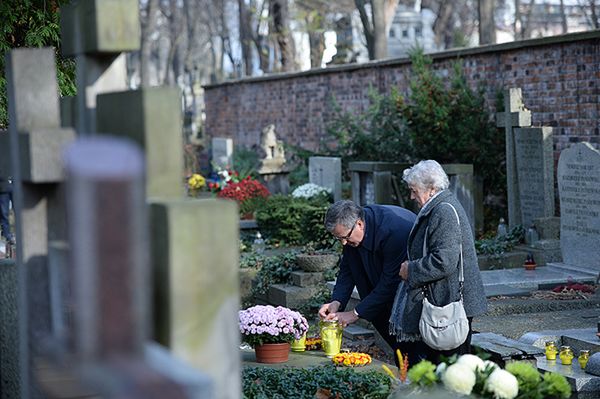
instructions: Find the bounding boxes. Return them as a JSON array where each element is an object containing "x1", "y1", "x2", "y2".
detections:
[{"x1": 296, "y1": 252, "x2": 339, "y2": 272}]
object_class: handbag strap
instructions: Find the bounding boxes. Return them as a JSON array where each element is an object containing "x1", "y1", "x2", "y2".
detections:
[{"x1": 421, "y1": 202, "x2": 464, "y2": 299}]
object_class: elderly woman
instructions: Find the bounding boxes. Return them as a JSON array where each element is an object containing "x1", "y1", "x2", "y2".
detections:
[{"x1": 392, "y1": 160, "x2": 487, "y2": 363}]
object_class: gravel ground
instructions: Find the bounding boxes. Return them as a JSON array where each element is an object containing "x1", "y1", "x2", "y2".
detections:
[{"x1": 473, "y1": 306, "x2": 600, "y2": 340}]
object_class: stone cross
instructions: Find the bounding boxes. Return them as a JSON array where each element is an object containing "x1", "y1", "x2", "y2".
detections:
[
  {"x1": 60, "y1": 0, "x2": 139, "y2": 134},
  {"x1": 95, "y1": 70, "x2": 240, "y2": 399},
  {"x1": 56, "y1": 136, "x2": 212, "y2": 398},
  {"x1": 496, "y1": 88, "x2": 532, "y2": 229},
  {"x1": 5, "y1": 48, "x2": 77, "y2": 398}
]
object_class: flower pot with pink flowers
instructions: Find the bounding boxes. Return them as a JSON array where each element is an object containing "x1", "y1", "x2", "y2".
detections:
[{"x1": 239, "y1": 305, "x2": 308, "y2": 363}]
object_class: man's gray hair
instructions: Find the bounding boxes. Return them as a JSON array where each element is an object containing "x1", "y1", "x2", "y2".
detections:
[
  {"x1": 324, "y1": 200, "x2": 364, "y2": 233},
  {"x1": 402, "y1": 160, "x2": 450, "y2": 192}
]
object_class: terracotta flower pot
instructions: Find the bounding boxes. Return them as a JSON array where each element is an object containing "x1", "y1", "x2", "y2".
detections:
[
  {"x1": 296, "y1": 253, "x2": 339, "y2": 272},
  {"x1": 524, "y1": 262, "x2": 537, "y2": 271},
  {"x1": 254, "y1": 342, "x2": 290, "y2": 363}
]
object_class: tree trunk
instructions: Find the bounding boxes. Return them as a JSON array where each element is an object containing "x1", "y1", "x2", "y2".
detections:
[
  {"x1": 140, "y1": 0, "x2": 159, "y2": 87},
  {"x1": 372, "y1": 0, "x2": 388, "y2": 59},
  {"x1": 559, "y1": 0, "x2": 568, "y2": 33},
  {"x1": 238, "y1": 0, "x2": 253, "y2": 76},
  {"x1": 270, "y1": 0, "x2": 296, "y2": 72},
  {"x1": 432, "y1": 1, "x2": 454, "y2": 49},
  {"x1": 355, "y1": 0, "x2": 374, "y2": 59},
  {"x1": 478, "y1": 0, "x2": 496, "y2": 45}
]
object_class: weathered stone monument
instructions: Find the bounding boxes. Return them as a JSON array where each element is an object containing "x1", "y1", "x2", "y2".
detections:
[
  {"x1": 5, "y1": 47, "x2": 77, "y2": 398},
  {"x1": 258, "y1": 124, "x2": 289, "y2": 195},
  {"x1": 349, "y1": 162, "x2": 480, "y2": 234},
  {"x1": 212, "y1": 137, "x2": 234, "y2": 170},
  {"x1": 514, "y1": 127, "x2": 555, "y2": 229},
  {"x1": 309, "y1": 156, "x2": 342, "y2": 202},
  {"x1": 554, "y1": 142, "x2": 600, "y2": 270},
  {"x1": 495, "y1": 87, "x2": 556, "y2": 233}
]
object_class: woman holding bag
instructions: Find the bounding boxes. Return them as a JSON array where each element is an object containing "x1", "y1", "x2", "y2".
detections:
[{"x1": 390, "y1": 160, "x2": 487, "y2": 364}]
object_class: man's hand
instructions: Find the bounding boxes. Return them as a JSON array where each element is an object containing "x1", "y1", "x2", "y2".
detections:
[
  {"x1": 399, "y1": 260, "x2": 409, "y2": 280},
  {"x1": 318, "y1": 301, "x2": 341, "y2": 320},
  {"x1": 329, "y1": 310, "x2": 359, "y2": 327}
]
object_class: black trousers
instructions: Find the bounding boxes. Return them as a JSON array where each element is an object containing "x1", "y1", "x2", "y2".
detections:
[
  {"x1": 422, "y1": 317, "x2": 474, "y2": 365},
  {"x1": 371, "y1": 317, "x2": 428, "y2": 368}
]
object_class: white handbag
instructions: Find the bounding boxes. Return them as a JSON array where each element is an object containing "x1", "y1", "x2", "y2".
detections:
[{"x1": 418, "y1": 202, "x2": 469, "y2": 351}]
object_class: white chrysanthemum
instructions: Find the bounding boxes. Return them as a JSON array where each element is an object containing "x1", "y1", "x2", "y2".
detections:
[
  {"x1": 442, "y1": 363, "x2": 476, "y2": 395},
  {"x1": 483, "y1": 360, "x2": 500, "y2": 371},
  {"x1": 485, "y1": 369, "x2": 519, "y2": 399},
  {"x1": 456, "y1": 354, "x2": 486, "y2": 372},
  {"x1": 436, "y1": 362, "x2": 447, "y2": 377},
  {"x1": 291, "y1": 183, "x2": 331, "y2": 199}
]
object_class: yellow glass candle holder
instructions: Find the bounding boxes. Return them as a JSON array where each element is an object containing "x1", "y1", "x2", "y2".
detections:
[
  {"x1": 320, "y1": 320, "x2": 343, "y2": 358},
  {"x1": 545, "y1": 341, "x2": 558, "y2": 361},
  {"x1": 578, "y1": 350, "x2": 590, "y2": 369},
  {"x1": 559, "y1": 345, "x2": 574, "y2": 365},
  {"x1": 291, "y1": 333, "x2": 307, "y2": 352}
]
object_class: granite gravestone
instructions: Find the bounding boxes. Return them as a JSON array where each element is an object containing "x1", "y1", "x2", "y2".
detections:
[
  {"x1": 309, "y1": 157, "x2": 342, "y2": 201},
  {"x1": 212, "y1": 137, "x2": 234, "y2": 170},
  {"x1": 556, "y1": 142, "x2": 600, "y2": 270},
  {"x1": 514, "y1": 127, "x2": 555, "y2": 229}
]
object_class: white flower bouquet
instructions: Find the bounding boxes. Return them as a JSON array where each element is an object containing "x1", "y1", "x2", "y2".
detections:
[{"x1": 291, "y1": 183, "x2": 331, "y2": 200}]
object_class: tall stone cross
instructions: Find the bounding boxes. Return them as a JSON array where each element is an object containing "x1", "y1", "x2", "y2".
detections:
[
  {"x1": 58, "y1": 6, "x2": 241, "y2": 398},
  {"x1": 5, "y1": 48, "x2": 77, "y2": 398},
  {"x1": 60, "y1": 0, "x2": 138, "y2": 134},
  {"x1": 496, "y1": 88, "x2": 532, "y2": 229}
]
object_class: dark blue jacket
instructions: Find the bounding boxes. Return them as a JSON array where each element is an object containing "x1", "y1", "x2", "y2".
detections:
[{"x1": 332, "y1": 205, "x2": 416, "y2": 322}]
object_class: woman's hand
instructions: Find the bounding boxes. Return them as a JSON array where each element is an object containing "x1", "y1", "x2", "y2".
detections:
[{"x1": 399, "y1": 261, "x2": 409, "y2": 280}]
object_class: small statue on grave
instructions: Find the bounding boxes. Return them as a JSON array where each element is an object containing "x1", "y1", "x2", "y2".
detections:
[
  {"x1": 260, "y1": 124, "x2": 285, "y2": 161},
  {"x1": 525, "y1": 223, "x2": 539, "y2": 245},
  {"x1": 496, "y1": 217, "x2": 508, "y2": 238}
]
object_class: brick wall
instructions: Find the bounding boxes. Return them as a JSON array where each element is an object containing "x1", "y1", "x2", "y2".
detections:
[{"x1": 203, "y1": 31, "x2": 600, "y2": 163}]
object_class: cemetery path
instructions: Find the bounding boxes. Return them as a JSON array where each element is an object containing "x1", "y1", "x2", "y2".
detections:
[{"x1": 474, "y1": 304, "x2": 600, "y2": 340}]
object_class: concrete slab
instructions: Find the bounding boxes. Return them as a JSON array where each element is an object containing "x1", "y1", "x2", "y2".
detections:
[
  {"x1": 522, "y1": 328, "x2": 600, "y2": 353},
  {"x1": 481, "y1": 266, "x2": 596, "y2": 289},
  {"x1": 241, "y1": 347, "x2": 392, "y2": 373},
  {"x1": 343, "y1": 324, "x2": 375, "y2": 341},
  {"x1": 472, "y1": 332, "x2": 543, "y2": 366},
  {"x1": 536, "y1": 356, "x2": 600, "y2": 397}
]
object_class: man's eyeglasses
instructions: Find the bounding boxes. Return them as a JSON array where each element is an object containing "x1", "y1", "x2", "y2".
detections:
[{"x1": 334, "y1": 220, "x2": 357, "y2": 241}]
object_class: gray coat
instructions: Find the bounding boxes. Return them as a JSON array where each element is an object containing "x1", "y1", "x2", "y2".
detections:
[{"x1": 402, "y1": 190, "x2": 487, "y2": 334}]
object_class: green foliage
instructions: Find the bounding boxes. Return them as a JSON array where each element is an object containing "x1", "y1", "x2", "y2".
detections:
[
  {"x1": 539, "y1": 371, "x2": 571, "y2": 399},
  {"x1": 242, "y1": 365, "x2": 392, "y2": 399},
  {"x1": 401, "y1": 49, "x2": 505, "y2": 231},
  {"x1": 475, "y1": 225, "x2": 524, "y2": 256},
  {"x1": 250, "y1": 252, "x2": 298, "y2": 296},
  {"x1": 233, "y1": 146, "x2": 260, "y2": 179},
  {"x1": 407, "y1": 360, "x2": 437, "y2": 387},
  {"x1": 0, "y1": 0, "x2": 76, "y2": 129},
  {"x1": 255, "y1": 195, "x2": 330, "y2": 247},
  {"x1": 505, "y1": 362, "x2": 542, "y2": 399},
  {"x1": 324, "y1": 87, "x2": 413, "y2": 172}
]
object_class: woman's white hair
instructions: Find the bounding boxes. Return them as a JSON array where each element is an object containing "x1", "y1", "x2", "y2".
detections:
[{"x1": 402, "y1": 160, "x2": 450, "y2": 192}]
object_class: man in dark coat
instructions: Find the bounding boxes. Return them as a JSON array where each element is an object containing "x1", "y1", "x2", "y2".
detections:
[
  {"x1": 0, "y1": 177, "x2": 14, "y2": 244},
  {"x1": 318, "y1": 200, "x2": 423, "y2": 364}
]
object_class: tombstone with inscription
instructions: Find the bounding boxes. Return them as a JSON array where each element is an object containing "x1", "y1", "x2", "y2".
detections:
[
  {"x1": 212, "y1": 137, "x2": 234, "y2": 170},
  {"x1": 309, "y1": 157, "x2": 342, "y2": 202},
  {"x1": 514, "y1": 127, "x2": 555, "y2": 229},
  {"x1": 258, "y1": 124, "x2": 289, "y2": 195},
  {"x1": 553, "y1": 142, "x2": 600, "y2": 271}
]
